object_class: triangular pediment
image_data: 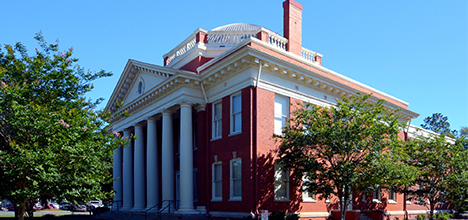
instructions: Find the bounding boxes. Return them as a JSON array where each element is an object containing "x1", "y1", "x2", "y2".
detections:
[{"x1": 105, "y1": 59, "x2": 179, "y2": 113}]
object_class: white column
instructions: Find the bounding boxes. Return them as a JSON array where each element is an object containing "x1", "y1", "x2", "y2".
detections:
[
  {"x1": 113, "y1": 139, "x2": 123, "y2": 210},
  {"x1": 177, "y1": 102, "x2": 196, "y2": 213},
  {"x1": 132, "y1": 124, "x2": 145, "y2": 211},
  {"x1": 161, "y1": 109, "x2": 175, "y2": 212},
  {"x1": 121, "y1": 129, "x2": 133, "y2": 211},
  {"x1": 146, "y1": 117, "x2": 159, "y2": 210}
]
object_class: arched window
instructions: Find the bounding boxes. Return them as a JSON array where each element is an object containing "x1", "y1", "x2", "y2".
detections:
[{"x1": 138, "y1": 81, "x2": 143, "y2": 94}]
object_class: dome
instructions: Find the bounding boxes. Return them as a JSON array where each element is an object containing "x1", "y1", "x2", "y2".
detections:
[{"x1": 211, "y1": 23, "x2": 262, "y2": 32}]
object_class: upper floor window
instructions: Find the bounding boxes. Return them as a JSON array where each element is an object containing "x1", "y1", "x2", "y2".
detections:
[
  {"x1": 213, "y1": 102, "x2": 222, "y2": 139},
  {"x1": 231, "y1": 93, "x2": 242, "y2": 134},
  {"x1": 274, "y1": 95, "x2": 289, "y2": 135},
  {"x1": 274, "y1": 162, "x2": 290, "y2": 201},
  {"x1": 230, "y1": 158, "x2": 242, "y2": 200},
  {"x1": 137, "y1": 77, "x2": 145, "y2": 95}
]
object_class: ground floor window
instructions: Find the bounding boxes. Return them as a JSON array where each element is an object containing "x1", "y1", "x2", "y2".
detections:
[
  {"x1": 274, "y1": 162, "x2": 289, "y2": 201},
  {"x1": 212, "y1": 162, "x2": 222, "y2": 201},
  {"x1": 230, "y1": 159, "x2": 242, "y2": 200}
]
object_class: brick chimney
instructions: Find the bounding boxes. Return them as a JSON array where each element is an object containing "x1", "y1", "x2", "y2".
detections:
[{"x1": 283, "y1": 0, "x2": 303, "y2": 56}]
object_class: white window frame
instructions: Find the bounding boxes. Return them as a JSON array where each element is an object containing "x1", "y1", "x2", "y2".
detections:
[
  {"x1": 212, "y1": 162, "x2": 222, "y2": 201},
  {"x1": 230, "y1": 158, "x2": 242, "y2": 201},
  {"x1": 302, "y1": 175, "x2": 316, "y2": 202},
  {"x1": 212, "y1": 102, "x2": 222, "y2": 139},
  {"x1": 388, "y1": 189, "x2": 397, "y2": 204},
  {"x1": 274, "y1": 95, "x2": 289, "y2": 135},
  {"x1": 230, "y1": 93, "x2": 242, "y2": 135},
  {"x1": 274, "y1": 162, "x2": 290, "y2": 202}
]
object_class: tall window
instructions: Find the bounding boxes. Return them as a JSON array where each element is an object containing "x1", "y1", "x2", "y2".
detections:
[
  {"x1": 231, "y1": 93, "x2": 242, "y2": 134},
  {"x1": 274, "y1": 162, "x2": 289, "y2": 201},
  {"x1": 213, "y1": 102, "x2": 222, "y2": 139},
  {"x1": 230, "y1": 159, "x2": 242, "y2": 200},
  {"x1": 302, "y1": 175, "x2": 316, "y2": 202},
  {"x1": 388, "y1": 189, "x2": 396, "y2": 203},
  {"x1": 274, "y1": 95, "x2": 289, "y2": 135},
  {"x1": 212, "y1": 162, "x2": 222, "y2": 201},
  {"x1": 373, "y1": 188, "x2": 382, "y2": 203}
]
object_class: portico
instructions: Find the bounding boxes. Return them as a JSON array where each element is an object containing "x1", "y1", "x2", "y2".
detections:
[{"x1": 113, "y1": 101, "x2": 202, "y2": 213}]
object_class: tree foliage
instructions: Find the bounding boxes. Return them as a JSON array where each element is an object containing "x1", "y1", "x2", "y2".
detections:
[
  {"x1": 421, "y1": 113, "x2": 458, "y2": 137},
  {"x1": 406, "y1": 114, "x2": 468, "y2": 218},
  {"x1": 276, "y1": 93, "x2": 416, "y2": 220},
  {"x1": 0, "y1": 34, "x2": 127, "y2": 220}
]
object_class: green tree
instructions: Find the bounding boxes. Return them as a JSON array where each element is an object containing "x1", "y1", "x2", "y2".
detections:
[
  {"x1": 277, "y1": 93, "x2": 416, "y2": 220},
  {"x1": 0, "y1": 34, "x2": 128, "y2": 220},
  {"x1": 421, "y1": 113, "x2": 457, "y2": 137},
  {"x1": 405, "y1": 114, "x2": 468, "y2": 219}
]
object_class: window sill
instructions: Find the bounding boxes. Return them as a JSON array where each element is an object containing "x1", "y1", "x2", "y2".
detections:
[
  {"x1": 388, "y1": 200, "x2": 397, "y2": 204},
  {"x1": 406, "y1": 201, "x2": 412, "y2": 205},
  {"x1": 229, "y1": 197, "x2": 242, "y2": 202},
  {"x1": 229, "y1": 131, "x2": 242, "y2": 137},
  {"x1": 274, "y1": 199, "x2": 291, "y2": 202},
  {"x1": 211, "y1": 136, "x2": 222, "y2": 142},
  {"x1": 302, "y1": 199, "x2": 317, "y2": 203},
  {"x1": 372, "y1": 199, "x2": 382, "y2": 204}
]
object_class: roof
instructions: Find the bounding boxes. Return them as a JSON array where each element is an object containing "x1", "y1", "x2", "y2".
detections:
[{"x1": 211, "y1": 23, "x2": 262, "y2": 32}]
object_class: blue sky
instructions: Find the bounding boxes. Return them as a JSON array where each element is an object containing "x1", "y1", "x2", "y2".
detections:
[{"x1": 1, "y1": 0, "x2": 466, "y2": 131}]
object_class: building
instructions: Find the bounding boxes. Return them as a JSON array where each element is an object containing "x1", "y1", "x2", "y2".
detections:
[{"x1": 105, "y1": 0, "x2": 450, "y2": 219}]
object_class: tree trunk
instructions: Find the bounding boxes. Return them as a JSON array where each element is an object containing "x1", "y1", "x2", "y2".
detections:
[
  {"x1": 339, "y1": 196, "x2": 347, "y2": 220},
  {"x1": 16, "y1": 198, "x2": 26, "y2": 220},
  {"x1": 429, "y1": 201, "x2": 435, "y2": 220},
  {"x1": 26, "y1": 199, "x2": 35, "y2": 220}
]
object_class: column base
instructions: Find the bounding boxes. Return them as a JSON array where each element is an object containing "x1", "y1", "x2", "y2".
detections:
[
  {"x1": 176, "y1": 207, "x2": 199, "y2": 214},
  {"x1": 120, "y1": 205, "x2": 133, "y2": 211},
  {"x1": 131, "y1": 205, "x2": 145, "y2": 212}
]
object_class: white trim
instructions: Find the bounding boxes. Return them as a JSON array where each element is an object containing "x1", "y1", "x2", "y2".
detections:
[
  {"x1": 384, "y1": 211, "x2": 406, "y2": 215},
  {"x1": 299, "y1": 212, "x2": 331, "y2": 218},
  {"x1": 212, "y1": 161, "x2": 222, "y2": 201}
]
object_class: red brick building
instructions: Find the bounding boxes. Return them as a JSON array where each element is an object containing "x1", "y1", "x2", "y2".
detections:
[{"x1": 106, "y1": 1, "x2": 450, "y2": 219}]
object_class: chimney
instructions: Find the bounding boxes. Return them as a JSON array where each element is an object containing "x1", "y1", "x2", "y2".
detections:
[{"x1": 283, "y1": 0, "x2": 303, "y2": 56}]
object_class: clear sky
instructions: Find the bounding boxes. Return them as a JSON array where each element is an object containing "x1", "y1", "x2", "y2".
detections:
[{"x1": 1, "y1": 0, "x2": 467, "y2": 131}]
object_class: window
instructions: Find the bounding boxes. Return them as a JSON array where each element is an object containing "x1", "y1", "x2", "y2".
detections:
[
  {"x1": 231, "y1": 93, "x2": 242, "y2": 134},
  {"x1": 274, "y1": 95, "x2": 289, "y2": 135},
  {"x1": 373, "y1": 188, "x2": 382, "y2": 203},
  {"x1": 302, "y1": 175, "x2": 316, "y2": 202},
  {"x1": 274, "y1": 162, "x2": 289, "y2": 201},
  {"x1": 388, "y1": 189, "x2": 396, "y2": 203},
  {"x1": 212, "y1": 162, "x2": 222, "y2": 201},
  {"x1": 230, "y1": 159, "x2": 242, "y2": 200},
  {"x1": 213, "y1": 102, "x2": 222, "y2": 139}
]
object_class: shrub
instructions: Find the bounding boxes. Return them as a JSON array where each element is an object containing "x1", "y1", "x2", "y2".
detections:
[
  {"x1": 269, "y1": 211, "x2": 286, "y2": 220},
  {"x1": 434, "y1": 212, "x2": 452, "y2": 220},
  {"x1": 416, "y1": 214, "x2": 426, "y2": 220}
]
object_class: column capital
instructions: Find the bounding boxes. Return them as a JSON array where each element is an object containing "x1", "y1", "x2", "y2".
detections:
[
  {"x1": 194, "y1": 104, "x2": 206, "y2": 112},
  {"x1": 179, "y1": 101, "x2": 193, "y2": 108},
  {"x1": 146, "y1": 115, "x2": 160, "y2": 123},
  {"x1": 162, "y1": 108, "x2": 175, "y2": 115}
]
